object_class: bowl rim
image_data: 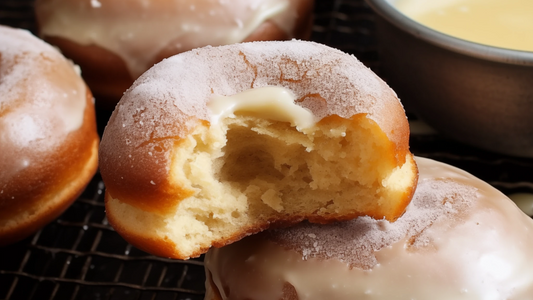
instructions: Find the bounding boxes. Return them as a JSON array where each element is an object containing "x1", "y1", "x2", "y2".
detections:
[{"x1": 364, "y1": 0, "x2": 533, "y2": 66}]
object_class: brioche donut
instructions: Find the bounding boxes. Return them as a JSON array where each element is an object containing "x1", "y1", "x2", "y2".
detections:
[
  {"x1": 0, "y1": 26, "x2": 99, "y2": 246},
  {"x1": 34, "y1": 0, "x2": 314, "y2": 105},
  {"x1": 99, "y1": 40, "x2": 418, "y2": 260},
  {"x1": 205, "y1": 157, "x2": 533, "y2": 300}
]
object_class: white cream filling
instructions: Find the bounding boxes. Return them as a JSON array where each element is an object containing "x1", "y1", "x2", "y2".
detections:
[{"x1": 208, "y1": 86, "x2": 316, "y2": 131}]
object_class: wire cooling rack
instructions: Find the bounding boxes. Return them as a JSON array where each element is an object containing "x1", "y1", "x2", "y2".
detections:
[{"x1": 1, "y1": 0, "x2": 533, "y2": 299}]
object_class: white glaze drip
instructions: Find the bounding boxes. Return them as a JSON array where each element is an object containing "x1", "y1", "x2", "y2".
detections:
[
  {"x1": 36, "y1": 0, "x2": 297, "y2": 78},
  {"x1": 0, "y1": 26, "x2": 86, "y2": 181}
]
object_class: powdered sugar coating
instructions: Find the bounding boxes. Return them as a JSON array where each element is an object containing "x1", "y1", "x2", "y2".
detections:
[
  {"x1": 0, "y1": 25, "x2": 86, "y2": 184},
  {"x1": 268, "y1": 177, "x2": 476, "y2": 269},
  {"x1": 100, "y1": 40, "x2": 409, "y2": 198},
  {"x1": 1, "y1": 26, "x2": 62, "y2": 110},
  {"x1": 124, "y1": 40, "x2": 401, "y2": 131}
]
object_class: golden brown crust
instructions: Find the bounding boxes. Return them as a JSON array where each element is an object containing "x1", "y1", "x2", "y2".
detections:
[
  {"x1": 0, "y1": 88, "x2": 99, "y2": 246},
  {"x1": 100, "y1": 117, "x2": 201, "y2": 215},
  {"x1": 106, "y1": 190, "x2": 274, "y2": 258},
  {"x1": 104, "y1": 196, "x2": 182, "y2": 258},
  {"x1": 36, "y1": 0, "x2": 315, "y2": 105}
]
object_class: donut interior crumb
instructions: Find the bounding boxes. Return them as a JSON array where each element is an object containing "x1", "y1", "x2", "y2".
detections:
[{"x1": 141, "y1": 113, "x2": 416, "y2": 256}]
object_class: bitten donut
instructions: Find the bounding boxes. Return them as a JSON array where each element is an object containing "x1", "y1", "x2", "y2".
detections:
[
  {"x1": 34, "y1": 0, "x2": 314, "y2": 105},
  {"x1": 0, "y1": 26, "x2": 99, "y2": 246},
  {"x1": 99, "y1": 40, "x2": 418, "y2": 260},
  {"x1": 205, "y1": 157, "x2": 533, "y2": 300}
]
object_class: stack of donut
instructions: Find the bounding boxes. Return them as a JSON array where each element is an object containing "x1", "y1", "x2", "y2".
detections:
[
  {"x1": 97, "y1": 40, "x2": 533, "y2": 299},
  {"x1": 35, "y1": 0, "x2": 315, "y2": 106},
  {"x1": 0, "y1": 25, "x2": 99, "y2": 246}
]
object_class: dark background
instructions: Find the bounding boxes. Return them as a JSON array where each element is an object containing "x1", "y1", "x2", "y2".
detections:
[{"x1": 1, "y1": 0, "x2": 533, "y2": 299}]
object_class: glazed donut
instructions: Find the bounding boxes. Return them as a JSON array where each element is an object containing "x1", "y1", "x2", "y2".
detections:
[
  {"x1": 205, "y1": 157, "x2": 533, "y2": 300},
  {"x1": 34, "y1": 0, "x2": 314, "y2": 105},
  {"x1": 0, "y1": 25, "x2": 99, "y2": 246},
  {"x1": 99, "y1": 40, "x2": 418, "y2": 260}
]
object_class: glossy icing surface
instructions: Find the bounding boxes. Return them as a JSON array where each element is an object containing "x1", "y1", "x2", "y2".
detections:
[
  {"x1": 205, "y1": 157, "x2": 533, "y2": 299},
  {"x1": 36, "y1": 0, "x2": 298, "y2": 78},
  {"x1": 0, "y1": 26, "x2": 86, "y2": 187}
]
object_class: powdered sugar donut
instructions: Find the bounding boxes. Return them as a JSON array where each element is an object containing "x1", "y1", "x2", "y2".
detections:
[
  {"x1": 205, "y1": 157, "x2": 533, "y2": 300},
  {"x1": 35, "y1": 0, "x2": 314, "y2": 105},
  {"x1": 0, "y1": 25, "x2": 99, "y2": 246},
  {"x1": 99, "y1": 40, "x2": 418, "y2": 260}
]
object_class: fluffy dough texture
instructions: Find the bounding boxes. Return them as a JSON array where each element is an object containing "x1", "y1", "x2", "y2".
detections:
[
  {"x1": 204, "y1": 157, "x2": 533, "y2": 300},
  {"x1": 35, "y1": 0, "x2": 314, "y2": 104},
  {"x1": 0, "y1": 25, "x2": 99, "y2": 246},
  {"x1": 99, "y1": 40, "x2": 418, "y2": 259}
]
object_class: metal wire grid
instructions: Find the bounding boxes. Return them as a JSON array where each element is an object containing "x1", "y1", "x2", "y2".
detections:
[
  {"x1": 312, "y1": 0, "x2": 379, "y2": 69},
  {"x1": 410, "y1": 135, "x2": 533, "y2": 196},
  {"x1": 0, "y1": 173, "x2": 206, "y2": 300},
  {"x1": 1, "y1": 0, "x2": 533, "y2": 299},
  {"x1": 0, "y1": 0, "x2": 35, "y2": 32}
]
